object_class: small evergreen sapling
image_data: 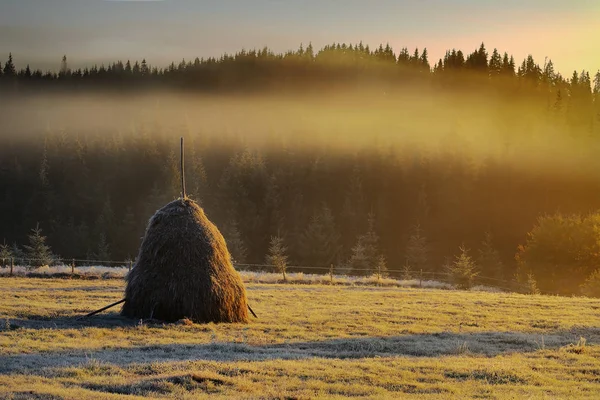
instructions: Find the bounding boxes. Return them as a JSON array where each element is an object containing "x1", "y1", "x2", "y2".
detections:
[
  {"x1": 23, "y1": 224, "x2": 54, "y2": 268},
  {"x1": 0, "y1": 241, "x2": 12, "y2": 268},
  {"x1": 446, "y1": 245, "x2": 479, "y2": 290},
  {"x1": 266, "y1": 235, "x2": 288, "y2": 281}
]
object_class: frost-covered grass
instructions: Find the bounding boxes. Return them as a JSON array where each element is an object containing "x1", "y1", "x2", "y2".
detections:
[
  {"x1": 0, "y1": 264, "x2": 475, "y2": 291},
  {"x1": 1, "y1": 278, "x2": 600, "y2": 399}
]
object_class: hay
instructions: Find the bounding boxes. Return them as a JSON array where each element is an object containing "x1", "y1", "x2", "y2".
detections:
[{"x1": 121, "y1": 198, "x2": 249, "y2": 323}]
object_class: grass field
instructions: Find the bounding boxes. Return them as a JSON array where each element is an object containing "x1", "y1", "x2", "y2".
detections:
[{"x1": 1, "y1": 277, "x2": 600, "y2": 399}]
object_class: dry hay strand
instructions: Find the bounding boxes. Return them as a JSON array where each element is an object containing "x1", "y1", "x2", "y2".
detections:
[{"x1": 121, "y1": 198, "x2": 249, "y2": 323}]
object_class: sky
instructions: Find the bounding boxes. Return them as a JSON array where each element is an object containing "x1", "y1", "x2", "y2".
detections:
[{"x1": 0, "y1": 0, "x2": 599, "y2": 76}]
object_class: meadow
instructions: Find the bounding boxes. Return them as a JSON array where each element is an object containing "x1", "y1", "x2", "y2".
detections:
[{"x1": 1, "y1": 277, "x2": 600, "y2": 399}]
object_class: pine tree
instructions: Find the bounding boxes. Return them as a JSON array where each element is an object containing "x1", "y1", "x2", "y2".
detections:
[
  {"x1": 132, "y1": 61, "x2": 141, "y2": 75},
  {"x1": 405, "y1": 223, "x2": 429, "y2": 272},
  {"x1": 478, "y1": 231, "x2": 504, "y2": 280},
  {"x1": 59, "y1": 55, "x2": 69, "y2": 77},
  {"x1": 488, "y1": 48, "x2": 502, "y2": 77},
  {"x1": 0, "y1": 241, "x2": 12, "y2": 267},
  {"x1": 347, "y1": 241, "x2": 369, "y2": 276},
  {"x1": 411, "y1": 48, "x2": 420, "y2": 67},
  {"x1": 542, "y1": 59, "x2": 556, "y2": 85},
  {"x1": 397, "y1": 47, "x2": 410, "y2": 65},
  {"x1": 306, "y1": 42, "x2": 314, "y2": 59},
  {"x1": 266, "y1": 235, "x2": 288, "y2": 280},
  {"x1": 141, "y1": 59, "x2": 149, "y2": 76},
  {"x1": 401, "y1": 262, "x2": 412, "y2": 280},
  {"x1": 420, "y1": 48, "x2": 430, "y2": 71},
  {"x1": 3, "y1": 53, "x2": 15, "y2": 76},
  {"x1": 348, "y1": 212, "x2": 380, "y2": 276},
  {"x1": 375, "y1": 255, "x2": 388, "y2": 279},
  {"x1": 445, "y1": 245, "x2": 479, "y2": 290},
  {"x1": 23, "y1": 223, "x2": 54, "y2": 267}
]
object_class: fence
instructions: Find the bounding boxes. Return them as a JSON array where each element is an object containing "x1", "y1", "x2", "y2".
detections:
[{"x1": 0, "y1": 256, "x2": 532, "y2": 294}]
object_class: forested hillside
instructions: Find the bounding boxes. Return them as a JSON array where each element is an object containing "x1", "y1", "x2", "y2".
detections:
[{"x1": 1, "y1": 42, "x2": 600, "y2": 294}]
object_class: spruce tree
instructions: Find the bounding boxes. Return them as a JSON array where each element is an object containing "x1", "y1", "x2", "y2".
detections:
[
  {"x1": 266, "y1": 235, "x2": 288, "y2": 280},
  {"x1": 375, "y1": 255, "x2": 389, "y2": 279},
  {"x1": 347, "y1": 242, "x2": 369, "y2": 276},
  {"x1": 420, "y1": 48, "x2": 430, "y2": 71},
  {"x1": 446, "y1": 245, "x2": 479, "y2": 290},
  {"x1": 3, "y1": 53, "x2": 15, "y2": 76},
  {"x1": 141, "y1": 59, "x2": 149, "y2": 76},
  {"x1": 405, "y1": 223, "x2": 429, "y2": 272},
  {"x1": 59, "y1": 55, "x2": 69, "y2": 77},
  {"x1": 489, "y1": 48, "x2": 502, "y2": 77},
  {"x1": 0, "y1": 241, "x2": 11, "y2": 267},
  {"x1": 23, "y1": 223, "x2": 54, "y2": 267},
  {"x1": 401, "y1": 262, "x2": 412, "y2": 280},
  {"x1": 347, "y1": 212, "x2": 380, "y2": 276}
]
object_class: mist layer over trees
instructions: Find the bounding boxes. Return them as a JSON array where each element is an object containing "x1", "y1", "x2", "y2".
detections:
[{"x1": 1, "y1": 43, "x2": 599, "y2": 295}]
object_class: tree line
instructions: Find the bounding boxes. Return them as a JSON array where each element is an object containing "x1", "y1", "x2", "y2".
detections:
[{"x1": 1, "y1": 41, "x2": 600, "y2": 296}]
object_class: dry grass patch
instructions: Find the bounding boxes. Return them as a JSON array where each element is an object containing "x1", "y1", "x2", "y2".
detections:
[{"x1": 1, "y1": 277, "x2": 600, "y2": 398}]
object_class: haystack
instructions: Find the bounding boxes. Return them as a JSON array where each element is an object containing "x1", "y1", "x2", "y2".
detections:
[{"x1": 121, "y1": 198, "x2": 249, "y2": 323}]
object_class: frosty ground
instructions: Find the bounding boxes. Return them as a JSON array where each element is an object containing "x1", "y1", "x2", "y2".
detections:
[{"x1": 1, "y1": 277, "x2": 600, "y2": 399}]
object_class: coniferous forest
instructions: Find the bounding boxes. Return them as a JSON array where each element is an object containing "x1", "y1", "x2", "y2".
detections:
[{"x1": 1, "y1": 42, "x2": 600, "y2": 295}]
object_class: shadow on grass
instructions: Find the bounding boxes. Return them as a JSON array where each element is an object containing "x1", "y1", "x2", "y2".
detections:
[
  {"x1": 1, "y1": 325, "x2": 599, "y2": 375},
  {"x1": 5, "y1": 312, "x2": 137, "y2": 330}
]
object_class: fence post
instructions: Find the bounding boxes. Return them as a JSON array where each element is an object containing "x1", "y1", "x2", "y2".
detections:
[
  {"x1": 419, "y1": 269, "x2": 423, "y2": 288},
  {"x1": 129, "y1": 260, "x2": 132, "y2": 272},
  {"x1": 329, "y1": 264, "x2": 334, "y2": 285},
  {"x1": 71, "y1": 259, "x2": 75, "y2": 277},
  {"x1": 377, "y1": 263, "x2": 381, "y2": 285},
  {"x1": 10, "y1": 257, "x2": 14, "y2": 276}
]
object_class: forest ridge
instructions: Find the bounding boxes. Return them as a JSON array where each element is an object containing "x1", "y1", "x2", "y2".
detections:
[
  {"x1": 1, "y1": 41, "x2": 600, "y2": 297},
  {"x1": 0, "y1": 42, "x2": 599, "y2": 96}
]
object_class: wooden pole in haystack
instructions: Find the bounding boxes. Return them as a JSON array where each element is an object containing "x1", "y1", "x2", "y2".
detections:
[{"x1": 180, "y1": 137, "x2": 186, "y2": 199}]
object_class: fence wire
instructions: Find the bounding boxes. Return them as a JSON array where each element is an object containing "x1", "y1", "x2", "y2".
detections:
[{"x1": 0, "y1": 256, "x2": 533, "y2": 294}]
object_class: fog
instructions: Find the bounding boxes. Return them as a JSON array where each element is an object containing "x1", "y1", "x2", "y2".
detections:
[{"x1": 3, "y1": 88, "x2": 598, "y2": 177}]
